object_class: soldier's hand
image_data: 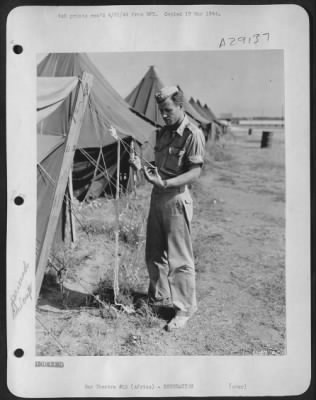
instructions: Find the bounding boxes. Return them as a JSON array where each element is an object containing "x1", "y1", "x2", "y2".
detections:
[
  {"x1": 129, "y1": 155, "x2": 142, "y2": 171},
  {"x1": 143, "y1": 166, "x2": 164, "y2": 188}
]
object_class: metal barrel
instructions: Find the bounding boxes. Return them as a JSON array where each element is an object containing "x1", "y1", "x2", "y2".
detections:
[{"x1": 261, "y1": 131, "x2": 273, "y2": 148}]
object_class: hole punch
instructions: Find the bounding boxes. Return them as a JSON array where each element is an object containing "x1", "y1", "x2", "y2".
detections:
[
  {"x1": 13, "y1": 45, "x2": 23, "y2": 54},
  {"x1": 14, "y1": 348, "x2": 24, "y2": 358},
  {"x1": 14, "y1": 196, "x2": 24, "y2": 206}
]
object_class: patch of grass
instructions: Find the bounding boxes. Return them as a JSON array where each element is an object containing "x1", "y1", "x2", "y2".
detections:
[
  {"x1": 134, "y1": 300, "x2": 161, "y2": 328},
  {"x1": 95, "y1": 274, "x2": 115, "y2": 304},
  {"x1": 94, "y1": 271, "x2": 135, "y2": 308},
  {"x1": 250, "y1": 160, "x2": 284, "y2": 172},
  {"x1": 193, "y1": 234, "x2": 223, "y2": 274},
  {"x1": 218, "y1": 174, "x2": 236, "y2": 185},
  {"x1": 79, "y1": 220, "x2": 109, "y2": 235},
  {"x1": 122, "y1": 333, "x2": 142, "y2": 348},
  {"x1": 118, "y1": 202, "x2": 147, "y2": 246},
  {"x1": 117, "y1": 218, "x2": 145, "y2": 247},
  {"x1": 94, "y1": 260, "x2": 147, "y2": 311},
  {"x1": 80, "y1": 201, "x2": 147, "y2": 248},
  {"x1": 254, "y1": 187, "x2": 281, "y2": 198}
]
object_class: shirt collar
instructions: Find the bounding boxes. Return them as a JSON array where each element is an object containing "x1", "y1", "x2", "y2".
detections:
[{"x1": 174, "y1": 114, "x2": 189, "y2": 136}]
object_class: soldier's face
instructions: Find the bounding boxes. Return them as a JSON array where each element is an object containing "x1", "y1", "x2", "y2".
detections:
[{"x1": 158, "y1": 98, "x2": 183, "y2": 127}]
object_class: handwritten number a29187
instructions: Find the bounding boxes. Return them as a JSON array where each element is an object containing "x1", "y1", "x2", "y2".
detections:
[{"x1": 219, "y1": 33, "x2": 270, "y2": 48}]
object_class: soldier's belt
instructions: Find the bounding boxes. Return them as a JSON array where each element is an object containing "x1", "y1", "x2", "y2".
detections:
[{"x1": 152, "y1": 185, "x2": 186, "y2": 194}]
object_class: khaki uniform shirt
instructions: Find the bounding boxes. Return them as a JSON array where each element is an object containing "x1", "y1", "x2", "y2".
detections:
[{"x1": 154, "y1": 114, "x2": 205, "y2": 180}]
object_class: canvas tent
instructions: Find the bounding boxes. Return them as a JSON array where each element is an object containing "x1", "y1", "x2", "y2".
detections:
[
  {"x1": 37, "y1": 74, "x2": 93, "y2": 298},
  {"x1": 189, "y1": 97, "x2": 225, "y2": 140},
  {"x1": 125, "y1": 66, "x2": 212, "y2": 134},
  {"x1": 125, "y1": 65, "x2": 165, "y2": 127},
  {"x1": 37, "y1": 53, "x2": 155, "y2": 201},
  {"x1": 203, "y1": 104, "x2": 217, "y2": 121},
  {"x1": 176, "y1": 85, "x2": 212, "y2": 128},
  {"x1": 189, "y1": 98, "x2": 216, "y2": 121}
]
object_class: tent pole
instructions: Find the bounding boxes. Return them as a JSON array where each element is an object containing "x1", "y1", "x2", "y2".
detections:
[
  {"x1": 36, "y1": 72, "x2": 93, "y2": 300},
  {"x1": 129, "y1": 139, "x2": 137, "y2": 197},
  {"x1": 83, "y1": 147, "x2": 102, "y2": 202},
  {"x1": 113, "y1": 139, "x2": 121, "y2": 302}
]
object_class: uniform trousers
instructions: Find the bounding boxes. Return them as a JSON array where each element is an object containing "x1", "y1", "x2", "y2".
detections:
[{"x1": 145, "y1": 186, "x2": 197, "y2": 316}]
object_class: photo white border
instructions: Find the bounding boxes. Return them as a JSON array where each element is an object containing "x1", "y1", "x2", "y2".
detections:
[{"x1": 6, "y1": 4, "x2": 310, "y2": 397}]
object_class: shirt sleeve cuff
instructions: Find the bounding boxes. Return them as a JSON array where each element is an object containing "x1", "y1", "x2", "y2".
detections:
[{"x1": 187, "y1": 155, "x2": 204, "y2": 165}]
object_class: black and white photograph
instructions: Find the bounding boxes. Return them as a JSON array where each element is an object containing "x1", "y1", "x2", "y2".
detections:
[
  {"x1": 35, "y1": 50, "x2": 286, "y2": 357},
  {"x1": 6, "y1": 4, "x2": 310, "y2": 398}
]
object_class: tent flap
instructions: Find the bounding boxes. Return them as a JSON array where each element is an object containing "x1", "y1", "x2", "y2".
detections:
[
  {"x1": 37, "y1": 76, "x2": 79, "y2": 123},
  {"x1": 38, "y1": 53, "x2": 155, "y2": 148}
]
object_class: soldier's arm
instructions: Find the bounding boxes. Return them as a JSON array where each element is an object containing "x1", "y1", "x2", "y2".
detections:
[
  {"x1": 144, "y1": 125, "x2": 204, "y2": 189},
  {"x1": 143, "y1": 163, "x2": 201, "y2": 188},
  {"x1": 163, "y1": 164, "x2": 201, "y2": 188}
]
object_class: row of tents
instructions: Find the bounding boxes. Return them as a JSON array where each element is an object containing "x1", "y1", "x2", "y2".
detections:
[
  {"x1": 125, "y1": 64, "x2": 225, "y2": 142},
  {"x1": 36, "y1": 53, "x2": 226, "y2": 297},
  {"x1": 38, "y1": 54, "x2": 224, "y2": 200}
]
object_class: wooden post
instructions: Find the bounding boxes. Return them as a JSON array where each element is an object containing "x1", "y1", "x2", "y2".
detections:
[
  {"x1": 113, "y1": 139, "x2": 121, "y2": 301},
  {"x1": 36, "y1": 72, "x2": 93, "y2": 299}
]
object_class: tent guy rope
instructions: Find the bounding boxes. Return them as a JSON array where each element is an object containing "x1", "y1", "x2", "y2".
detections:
[
  {"x1": 110, "y1": 126, "x2": 135, "y2": 315},
  {"x1": 87, "y1": 98, "x2": 156, "y2": 169}
]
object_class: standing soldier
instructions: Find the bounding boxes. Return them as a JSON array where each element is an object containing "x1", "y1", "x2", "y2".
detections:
[{"x1": 131, "y1": 86, "x2": 205, "y2": 331}]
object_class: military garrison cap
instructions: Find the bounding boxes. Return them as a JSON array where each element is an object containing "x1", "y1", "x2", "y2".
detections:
[{"x1": 155, "y1": 86, "x2": 179, "y2": 103}]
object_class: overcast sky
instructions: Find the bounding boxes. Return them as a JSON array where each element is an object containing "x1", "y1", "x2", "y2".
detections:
[
  {"x1": 38, "y1": 50, "x2": 284, "y2": 118},
  {"x1": 88, "y1": 50, "x2": 284, "y2": 118}
]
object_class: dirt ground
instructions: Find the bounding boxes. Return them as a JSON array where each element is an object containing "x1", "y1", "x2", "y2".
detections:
[{"x1": 36, "y1": 125, "x2": 286, "y2": 356}]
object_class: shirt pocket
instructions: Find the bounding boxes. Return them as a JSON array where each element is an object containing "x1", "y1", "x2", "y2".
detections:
[{"x1": 163, "y1": 147, "x2": 185, "y2": 174}]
